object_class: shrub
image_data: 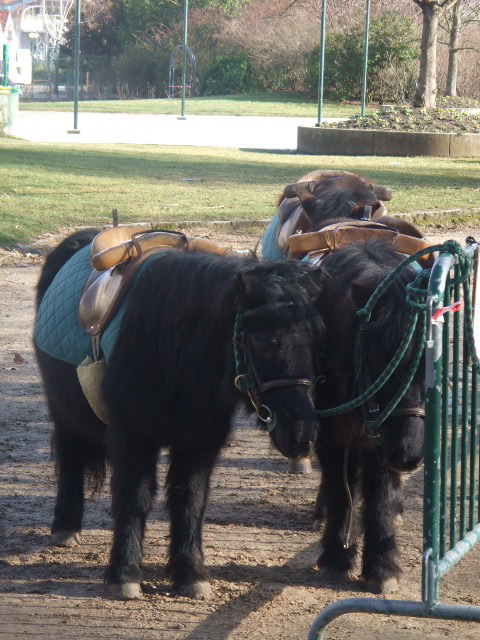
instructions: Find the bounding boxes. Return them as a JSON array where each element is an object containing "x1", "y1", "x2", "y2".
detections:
[
  {"x1": 199, "y1": 51, "x2": 259, "y2": 95},
  {"x1": 306, "y1": 12, "x2": 419, "y2": 102}
]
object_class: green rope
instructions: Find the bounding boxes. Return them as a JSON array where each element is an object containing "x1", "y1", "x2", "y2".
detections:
[{"x1": 315, "y1": 241, "x2": 471, "y2": 428}]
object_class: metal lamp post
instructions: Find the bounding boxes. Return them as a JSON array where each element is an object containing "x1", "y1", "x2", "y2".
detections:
[
  {"x1": 178, "y1": 0, "x2": 189, "y2": 120},
  {"x1": 68, "y1": 0, "x2": 81, "y2": 133},
  {"x1": 361, "y1": 0, "x2": 371, "y2": 117},
  {"x1": 316, "y1": 0, "x2": 327, "y2": 126}
]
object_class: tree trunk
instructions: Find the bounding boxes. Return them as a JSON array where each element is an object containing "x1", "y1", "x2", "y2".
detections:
[
  {"x1": 445, "y1": 0, "x2": 462, "y2": 97},
  {"x1": 414, "y1": 3, "x2": 440, "y2": 108}
]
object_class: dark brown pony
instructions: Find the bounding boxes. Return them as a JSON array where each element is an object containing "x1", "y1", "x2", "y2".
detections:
[{"x1": 262, "y1": 170, "x2": 396, "y2": 262}]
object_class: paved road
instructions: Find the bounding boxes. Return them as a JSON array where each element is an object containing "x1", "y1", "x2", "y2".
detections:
[{"x1": 11, "y1": 110, "x2": 323, "y2": 150}]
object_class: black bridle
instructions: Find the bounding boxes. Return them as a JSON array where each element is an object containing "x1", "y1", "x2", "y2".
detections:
[{"x1": 233, "y1": 301, "x2": 314, "y2": 431}]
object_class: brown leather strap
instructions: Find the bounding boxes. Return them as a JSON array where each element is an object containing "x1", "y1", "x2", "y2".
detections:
[{"x1": 288, "y1": 220, "x2": 433, "y2": 265}]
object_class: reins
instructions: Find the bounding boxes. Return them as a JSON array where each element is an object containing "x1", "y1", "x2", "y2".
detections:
[
  {"x1": 233, "y1": 303, "x2": 314, "y2": 431},
  {"x1": 315, "y1": 240, "x2": 475, "y2": 433}
]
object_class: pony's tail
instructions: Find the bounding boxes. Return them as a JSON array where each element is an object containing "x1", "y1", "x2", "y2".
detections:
[{"x1": 36, "y1": 228, "x2": 100, "y2": 308}]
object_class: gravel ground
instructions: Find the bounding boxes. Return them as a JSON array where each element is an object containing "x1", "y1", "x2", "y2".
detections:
[{"x1": 1, "y1": 225, "x2": 479, "y2": 640}]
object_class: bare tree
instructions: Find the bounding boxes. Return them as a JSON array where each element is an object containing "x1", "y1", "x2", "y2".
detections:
[
  {"x1": 445, "y1": 0, "x2": 462, "y2": 94},
  {"x1": 412, "y1": 0, "x2": 461, "y2": 107},
  {"x1": 440, "y1": 0, "x2": 480, "y2": 96}
]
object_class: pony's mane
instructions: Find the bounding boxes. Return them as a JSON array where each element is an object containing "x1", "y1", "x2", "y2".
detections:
[{"x1": 323, "y1": 239, "x2": 418, "y2": 344}]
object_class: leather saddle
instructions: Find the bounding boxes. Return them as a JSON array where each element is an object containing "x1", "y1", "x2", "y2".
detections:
[
  {"x1": 288, "y1": 220, "x2": 434, "y2": 266},
  {"x1": 78, "y1": 225, "x2": 232, "y2": 359},
  {"x1": 276, "y1": 198, "x2": 312, "y2": 255}
]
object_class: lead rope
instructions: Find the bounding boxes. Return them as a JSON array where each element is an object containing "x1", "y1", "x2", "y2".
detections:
[{"x1": 343, "y1": 441, "x2": 354, "y2": 549}]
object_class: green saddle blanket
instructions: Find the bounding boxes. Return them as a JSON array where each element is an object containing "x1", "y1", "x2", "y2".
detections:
[{"x1": 34, "y1": 244, "x2": 155, "y2": 365}]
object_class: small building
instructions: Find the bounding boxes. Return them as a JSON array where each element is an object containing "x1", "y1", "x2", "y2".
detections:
[{"x1": 0, "y1": 0, "x2": 60, "y2": 85}]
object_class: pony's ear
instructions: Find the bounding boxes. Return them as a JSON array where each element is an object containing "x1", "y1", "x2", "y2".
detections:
[
  {"x1": 283, "y1": 182, "x2": 318, "y2": 219},
  {"x1": 371, "y1": 184, "x2": 393, "y2": 201},
  {"x1": 236, "y1": 270, "x2": 264, "y2": 300},
  {"x1": 298, "y1": 266, "x2": 327, "y2": 299},
  {"x1": 350, "y1": 280, "x2": 373, "y2": 311}
]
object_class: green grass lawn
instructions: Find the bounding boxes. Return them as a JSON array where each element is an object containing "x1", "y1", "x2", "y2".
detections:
[
  {"x1": 19, "y1": 92, "x2": 365, "y2": 119},
  {"x1": 1, "y1": 137, "x2": 479, "y2": 246}
]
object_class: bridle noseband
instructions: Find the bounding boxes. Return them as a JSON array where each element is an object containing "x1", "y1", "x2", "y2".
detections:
[{"x1": 233, "y1": 301, "x2": 314, "y2": 431}]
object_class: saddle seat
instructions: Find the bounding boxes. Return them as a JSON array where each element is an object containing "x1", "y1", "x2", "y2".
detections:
[
  {"x1": 288, "y1": 220, "x2": 433, "y2": 266},
  {"x1": 79, "y1": 225, "x2": 233, "y2": 358}
]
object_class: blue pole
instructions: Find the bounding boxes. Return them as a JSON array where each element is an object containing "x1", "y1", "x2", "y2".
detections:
[
  {"x1": 361, "y1": 0, "x2": 371, "y2": 117},
  {"x1": 316, "y1": 0, "x2": 327, "y2": 126}
]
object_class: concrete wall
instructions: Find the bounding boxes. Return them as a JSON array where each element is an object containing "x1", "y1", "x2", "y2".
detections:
[{"x1": 297, "y1": 127, "x2": 480, "y2": 157}]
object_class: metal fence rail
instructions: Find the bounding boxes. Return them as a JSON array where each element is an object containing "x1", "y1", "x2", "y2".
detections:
[{"x1": 309, "y1": 241, "x2": 480, "y2": 639}]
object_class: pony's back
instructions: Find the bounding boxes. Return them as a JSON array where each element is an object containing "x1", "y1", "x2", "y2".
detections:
[{"x1": 36, "y1": 228, "x2": 99, "y2": 308}]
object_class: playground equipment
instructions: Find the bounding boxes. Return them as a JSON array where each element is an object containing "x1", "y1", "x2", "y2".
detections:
[{"x1": 167, "y1": 44, "x2": 196, "y2": 99}]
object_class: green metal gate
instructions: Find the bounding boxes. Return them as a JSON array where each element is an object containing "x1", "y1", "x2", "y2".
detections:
[{"x1": 309, "y1": 240, "x2": 480, "y2": 639}]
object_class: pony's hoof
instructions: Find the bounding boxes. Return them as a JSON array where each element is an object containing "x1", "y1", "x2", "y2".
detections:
[
  {"x1": 178, "y1": 581, "x2": 212, "y2": 599},
  {"x1": 365, "y1": 576, "x2": 399, "y2": 594},
  {"x1": 106, "y1": 582, "x2": 144, "y2": 600},
  {"x1": 51, "y1": 530, "x2": 81, "y2": 547},
  {"x1": 288, "y1": 456, "x2": 312, "y2": 474}
]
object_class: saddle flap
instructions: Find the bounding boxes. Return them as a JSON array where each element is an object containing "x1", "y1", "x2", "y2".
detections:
[
  {"x1": 276, "y1": 202, "x2": 311, "y2": 254},
  {"x1": 78, "y1": 266, "x2": 128, "y2": 337}
]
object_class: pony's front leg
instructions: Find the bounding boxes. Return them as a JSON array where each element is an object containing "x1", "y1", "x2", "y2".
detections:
[
  {"x1": 315, "y1": 440, "x2": 357, "y2": 579},
  {"x1": 105, "y1": 431, "x2": 158, "y2": 600},
  {"x1": 166, "y1": 447, "x2": 219, "y2": 599},
  {"x1": 361, "y1": 450, "x2": 402, "y2": 593}
]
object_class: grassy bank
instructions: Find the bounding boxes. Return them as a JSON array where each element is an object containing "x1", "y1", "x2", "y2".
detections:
[
  {"x1": 19, "y1": 93, "x2": 363, "y2": 119},
  {"x1": 1, "y1": 138, "x2": 479, "y2": 246}
]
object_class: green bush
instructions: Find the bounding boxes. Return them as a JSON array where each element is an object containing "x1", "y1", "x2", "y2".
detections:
[
  {"x1": 114, "y1": 46, "x2": 168, "y2": 97},
  {"x1": 306, "y1": 12, "x2": 419, "y2": 102},
  {"x1": 199, "y1": 51, "x2": 259, "y2": 96}
]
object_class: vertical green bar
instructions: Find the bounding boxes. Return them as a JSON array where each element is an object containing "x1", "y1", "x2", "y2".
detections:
[
  {"x1": 316, "y1": 0, "x2": 327, "y2": 127},
  {"x1": 2, "y1": 44, "x2": 8, "y2": 86},
  {"x1": 180, "y1": 0, "x2": 189, "y2": 119},
  {"x1": 450, "y1": 272, "x2": 461, "y2": 548},
  {"x1": 470, "y1": 366, "x2": 478, "y2": 530},
  {"x1": 424, "y1": 318, "x2": 443, "y2": 605},
  {"x1": 440, "y1": 291, "x2": 451, "y2": 558},
  {"x1": 460, "y1": 315, "x2": 470, "y2": 539},
  {"x1": 361, "y1": 0, "x2": 371, "y2": 118},
  {"x1": 73, "y1": 0, "x2": 81, "y2": 131}
]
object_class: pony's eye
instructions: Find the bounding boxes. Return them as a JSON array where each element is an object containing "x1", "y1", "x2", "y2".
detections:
[{"x1": 250, "y1": 335, "x2": 279, "y2": 353}]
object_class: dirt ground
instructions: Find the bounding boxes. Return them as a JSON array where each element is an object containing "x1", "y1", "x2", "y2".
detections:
[{"x1": 1, "y1": 224, "x2": 480, "y2": 640}]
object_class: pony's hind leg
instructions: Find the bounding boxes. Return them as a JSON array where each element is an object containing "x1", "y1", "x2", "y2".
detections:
[
  {"x1": 51, "y1": 422, "x2": 106, "y2": 547},
  {"x1": 361, "y1": 450, "x2": 402, "y2": 593},
  {"x1": 105, "y1": 430, "x2": 158, "y2": 600},
  {"x1": 166, "y1": 447, "x2": 219, "y2": 599}
]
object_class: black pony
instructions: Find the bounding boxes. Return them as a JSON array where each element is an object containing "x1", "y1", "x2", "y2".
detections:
[
  {"x1": 313, "y1": 239, "x2": 425, "y2": 594},
  {"x1": 35, "y1": 229, "x2": 325, "y2": 600},
  {"x1": 261, "y1": 175, "x2": 429, "y2": 592}
]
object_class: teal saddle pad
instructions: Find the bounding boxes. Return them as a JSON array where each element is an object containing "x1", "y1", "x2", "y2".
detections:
[
  {"x1": 35, "y1": 244, "x2": 156, "y2": 365},
  {"x1": 261, "y1": 214, "x2": 285, "y2": 261}
]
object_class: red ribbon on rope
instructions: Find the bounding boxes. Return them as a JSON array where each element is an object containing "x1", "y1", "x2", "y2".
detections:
[{"x1": 431, "y1": 301, "x2": 462, "y2": 325}]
